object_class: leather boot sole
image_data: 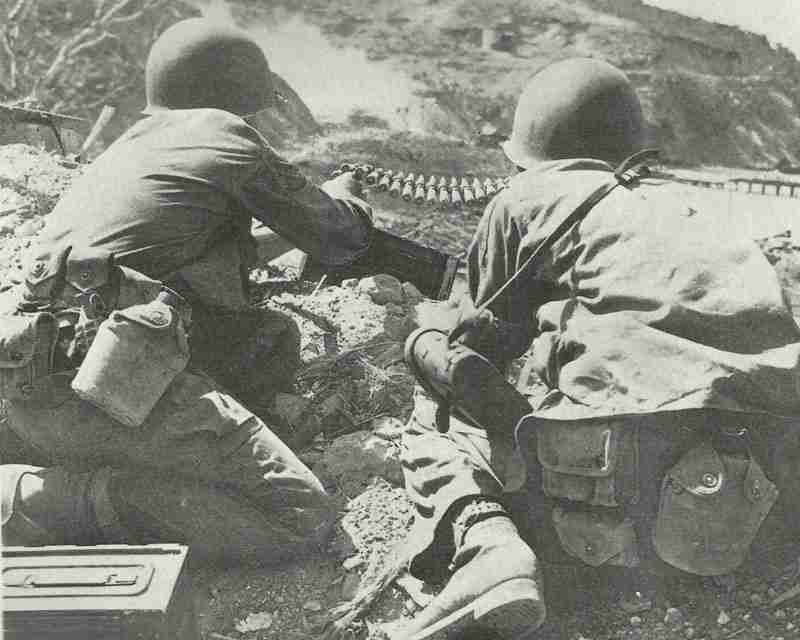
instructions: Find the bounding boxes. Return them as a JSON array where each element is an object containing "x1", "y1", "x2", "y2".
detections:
[{"x1": 406, "y1": 577, "x2": 545, "y2": 640}]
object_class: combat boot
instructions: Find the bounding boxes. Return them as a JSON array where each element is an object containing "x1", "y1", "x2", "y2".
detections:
[
  {"x1": 397, "y1": 499, "x2": 545, "y2": 640},
  {"x1": 1, "y1": 465, "x2": 125, "y2": 546}
]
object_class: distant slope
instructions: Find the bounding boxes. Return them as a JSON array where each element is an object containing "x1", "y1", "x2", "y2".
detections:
[{"x1": 243, "y1": 0, "x2": 800, "y2": 168}]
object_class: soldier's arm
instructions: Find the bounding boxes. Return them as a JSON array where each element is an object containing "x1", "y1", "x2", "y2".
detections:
[
  {"x1": 456, "y1": 197, "x2": 534, "y2": 367},
  {"x1": 237, "y1": 144, "x2": 373, "y2": 267}
]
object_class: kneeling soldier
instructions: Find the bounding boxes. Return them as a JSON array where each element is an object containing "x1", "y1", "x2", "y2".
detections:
[
  {"x1": 0, "y1": 19, "x2": 374, "y2": 565},
  {"x1": 397, "y1": 57, "x2": 800, "y2": 639}
]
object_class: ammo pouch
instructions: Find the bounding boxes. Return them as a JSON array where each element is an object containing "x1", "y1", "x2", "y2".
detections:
[
  {"x1": 653, "y1": 440, "x2": 778, "y2": 575},
  {"x1": 0, "y1": 313, "x2": 58, "y2": 402},
  {"x1": 71, "y1": 291, "x2": 190, "y2": 428},
  {"x1": 536, "y1": 419, "x2": 639, "y2": 508},
  {"x1": 552, "y1": 506, "x2": 640, "y2": 568},
  {"x1": 517, "y1": 416, "x2": 641, "y2": 568}
]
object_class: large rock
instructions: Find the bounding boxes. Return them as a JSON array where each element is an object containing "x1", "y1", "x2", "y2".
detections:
[
  {"x1": 315, "y1": 430, "x2": 403, "y2": 495},
  {"x1": 358, "y1": 274, "x2": 405, "y2": 306}
]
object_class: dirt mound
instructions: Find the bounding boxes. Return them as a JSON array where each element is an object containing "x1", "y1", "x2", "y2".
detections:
[{"x1": 0, "y1": 144, "x2": 79, "y2": 288}]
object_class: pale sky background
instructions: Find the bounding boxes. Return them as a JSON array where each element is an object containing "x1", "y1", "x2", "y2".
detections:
[{"x1": 644, "y1": 0, "x2": 800, "y2": 59}]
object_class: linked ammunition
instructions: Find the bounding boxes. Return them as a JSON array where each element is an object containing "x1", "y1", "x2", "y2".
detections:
[
  {"x1": 463, "y1": 184, "x2": 475, "y2": 205},
  {"x1": 472, "y1": 178, "x2": 487, "y2": 203},
  {"x1": 389, "y1": 173, "x2": 404, "y2": 197},
  {"x1": 333, "y1": 162, "x2": 509, "y2": 208}
]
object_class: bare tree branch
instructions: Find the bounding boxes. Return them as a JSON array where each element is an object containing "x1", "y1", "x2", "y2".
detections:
[
  {"x1": 0, "y1": 31, "x2": 18, "y2": 92},
  {"x1": 70, "y1": 31, "x2": 120, "y2": 58}
]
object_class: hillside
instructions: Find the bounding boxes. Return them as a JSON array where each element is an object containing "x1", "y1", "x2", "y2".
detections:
[
  {"x1": 230, "y1": 0, "x2": 800, "y2": 168},
  {"x1": 3, "y1": 0, "x2": 799, "y2": 168}
]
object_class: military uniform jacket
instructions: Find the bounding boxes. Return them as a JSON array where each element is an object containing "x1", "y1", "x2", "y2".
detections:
[
  {"x1": 468, "y1": 159, "x2": 800, "y2": 418},
  {"x1": 36, "y1": 108, "x2": 372, "y2": 309}
]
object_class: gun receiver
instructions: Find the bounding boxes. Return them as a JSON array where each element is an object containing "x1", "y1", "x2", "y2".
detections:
[{"x1": 300, "y1": 228, "x2": 460, "y2": 300}]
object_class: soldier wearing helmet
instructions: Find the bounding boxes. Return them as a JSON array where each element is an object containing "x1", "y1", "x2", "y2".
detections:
[
  {"x1": 394, "y1": 58, "x2": 800, "y2": 640},
  {"x1": 0, "y1": 19, "x2": 373, "y2": 564}
]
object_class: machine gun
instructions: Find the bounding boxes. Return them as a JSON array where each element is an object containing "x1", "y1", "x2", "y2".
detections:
[
  {"x1": 299, "y1": 227, "x2": 461, "y2": 300},
  {"x1": 298, "y1": 162, "x2": 511, "y2": 300},
  {"x1": 0, "y1": 103, "x2": 85, "y2": 155}
]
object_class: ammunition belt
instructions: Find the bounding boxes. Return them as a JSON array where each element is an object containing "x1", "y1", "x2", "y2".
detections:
[{"x1": 332, "y1": 163, "x2": 510, "y2": 208}]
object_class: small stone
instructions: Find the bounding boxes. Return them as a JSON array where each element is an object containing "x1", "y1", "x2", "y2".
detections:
[
  {"x1": 358, "y1": 274, "x2": 404, "y2": 305},
  {"x1": 340, "y1": 572, "x2": 361, "y2": 600},
  {"x1": 768, "y1": 587, "x2": 779, "y2": 599},
  {"x1": 402, "y1": 281, "x2": 424, "y2": 303},
  {"x1": 630, "y1": 616, "x2": 642, "y2": 626},
  {"x1": 717, "y1": 610, "x2": 731, "y2": 626},
  {"x1": 775, "y1": 609, "x2": 787, "y2": 618},
  {"x1": 750, "y1": 592, "x2": 764, "y2": 605},
  {"x1": 664, "y1": 607, "x2": 685, "y2": 626},
  {"x1": 235, "y1": 611, "x2": 274, "y2": 633},
  {"x1": 787, "y1": 621, "x2": 796, "y2": 631},
  {"x1": 303, "y1": 599, "x2": 323, "y2": 612},
  {"x1": 14, "y1": 219, "x2": 41, "y2": 238},
  {"x1": 342, "y1": 555, "x2": 365, "y2": 571},
  {"x1": 342, "y1": 278, "x2": 359, "y2": 289},
  {"x1": 685, "y1": 628, "x2": 695, "y2": 638},
  {"x1": 619, "y1": 590, "x2": 654, "y2": 614},
  {"x1": 371, "y1": 416, "x2": 405, "y2": 442},
  {"x1": 0, "y1": 214, "x2": 21, "y2": 234}
]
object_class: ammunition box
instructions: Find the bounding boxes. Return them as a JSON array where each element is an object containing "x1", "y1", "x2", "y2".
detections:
[{"x1": 3, "y1": 544, "x2": 198, "y2": 639}]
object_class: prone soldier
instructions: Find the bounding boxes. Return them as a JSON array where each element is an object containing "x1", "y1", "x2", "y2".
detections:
[
  {"x1": 395, "y1": 57, "x2": 800, "y2": 639},
  {"x1": 0, "y1": 19, "x2": 373, "y2": 565}
]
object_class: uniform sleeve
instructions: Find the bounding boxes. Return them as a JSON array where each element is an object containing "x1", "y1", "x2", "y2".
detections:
[
  {"x1": 467, "y1": 195, "x2": 523, "y2": 323},
  {"x1": 235, "y1": 138, "x2": 372, "y2": 267},
  {"x1": 467, "y1": 193, "x2": 559, "y2": 337}
]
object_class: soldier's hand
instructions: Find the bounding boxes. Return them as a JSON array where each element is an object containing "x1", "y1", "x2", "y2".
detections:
[
  {"x1": 449, "y1": 297, "x2": 495, "y2": 350},
  {"x1": 67, "y1": 308, "x2": 103, "y2": 360},
  {"x1": 322, "y1": 171, "x2": 365, "y2": 200}
]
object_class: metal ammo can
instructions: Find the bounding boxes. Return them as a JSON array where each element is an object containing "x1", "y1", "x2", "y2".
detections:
[{"x1": 2, "y1": 544, "x2": 198, "y2": 639}]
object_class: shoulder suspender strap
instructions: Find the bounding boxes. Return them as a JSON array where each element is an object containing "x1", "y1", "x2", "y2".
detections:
[{"x1": 451, "y1": 148, "x2": 659, "y2": 341}]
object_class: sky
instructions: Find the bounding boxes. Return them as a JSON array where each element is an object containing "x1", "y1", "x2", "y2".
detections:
[{"x1": 644, "y1": 0, "x2": 800, "y2": 58}]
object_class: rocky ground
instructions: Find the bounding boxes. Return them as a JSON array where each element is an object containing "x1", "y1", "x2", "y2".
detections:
[{"x1": 6, "y1": 143, "x2": 800, "y2": 640}]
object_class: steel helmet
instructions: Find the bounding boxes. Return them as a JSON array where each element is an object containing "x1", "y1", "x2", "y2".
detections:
[
  {"x1": 502, "y1": 58, "x2": 645, "y2": 167},
  {"x1": 145, "y1": 18, "x2": 274, "y2": 116}
]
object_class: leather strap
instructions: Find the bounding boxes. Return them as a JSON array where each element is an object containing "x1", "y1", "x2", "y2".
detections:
[{"x1": 449, "y1": 148, "x2": 659, "y2": 344}]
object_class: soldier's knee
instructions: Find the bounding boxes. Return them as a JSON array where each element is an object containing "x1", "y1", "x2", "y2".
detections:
[{"x1": 1, "y1": 465, "x2": 125, "y2": 547}]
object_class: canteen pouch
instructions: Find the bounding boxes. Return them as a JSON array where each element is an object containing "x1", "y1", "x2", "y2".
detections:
[
  {"x1": 653, "y1": 440, "x2": 778, "y2": 575},
  {"x1": 552, "y1": 506, "x2": 640, "y2": 568},
  {"x1": 535, "y1": 419, "x2": 639, "y2": 508},
  {"x1": 71, "y1": 293, "x2": 190, "y2": 427},
  {"x1": 0, "y1": 313, "x2": 58, "y2": 401}
]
